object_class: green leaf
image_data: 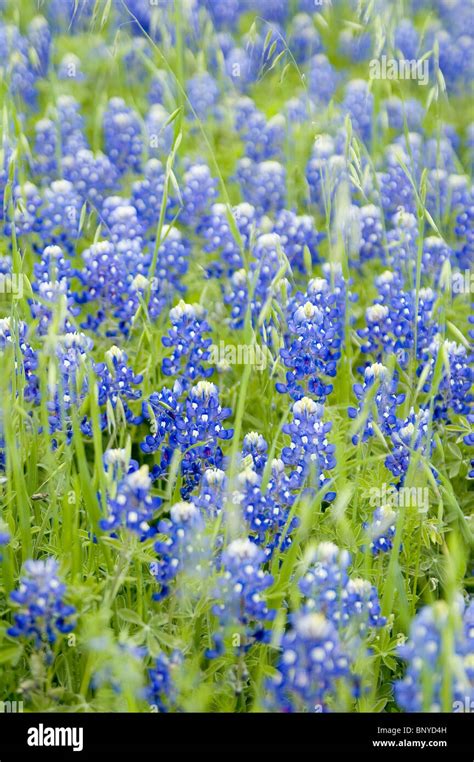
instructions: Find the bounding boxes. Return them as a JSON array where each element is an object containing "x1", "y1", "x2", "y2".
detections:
[{"x1": 117, "y1": 609, "x2": 143, "y2": 625}]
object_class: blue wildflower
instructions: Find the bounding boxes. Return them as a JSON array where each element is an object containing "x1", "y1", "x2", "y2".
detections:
[
  {"x1": 162, "y1": 301, "x2": 213, "y2": 388},
  {"x1": 7, "y1": 559, "x2": 76, "y2": 647},
  {"x1": 152, "y1": 500, "x2": 207, "y2": 600},
  {"x1": 101, "y1": 465, "x2": 160, "y2": 536},
  {"x1": 103, "y1": 97, "x2": 143, "y2": 175},
  {"x1": 395, "y1": 598, "x2": 474, "y2": 712}
]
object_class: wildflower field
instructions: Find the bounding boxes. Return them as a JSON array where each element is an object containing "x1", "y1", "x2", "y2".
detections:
[{"x1": 0, "y1": 0, "x2": 473, "y2": 718}]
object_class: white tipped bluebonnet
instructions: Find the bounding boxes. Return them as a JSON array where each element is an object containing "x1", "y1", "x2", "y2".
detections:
[
  {"x1": 8, "y1": 559, "x2": 76, "y2": 648},
  {"x1": 101, "y1": 465, "x2": 160, "y2": 537},
  {"x1": 396, "y1": 599, "x2": 474, "y2": 712}
]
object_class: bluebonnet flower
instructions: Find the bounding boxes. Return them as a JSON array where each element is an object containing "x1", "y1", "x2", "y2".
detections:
[
  {"x1": 0, "y1": 23, "x2": 38, "y2": 104},
  {"x1": 195, "y1": 467, "x2": 227, "y2": 518},
  {"x1": 268, "y1": 610, "x2": 350, "y2": 712},
  {"x1": 212, "y1": 35, "x2": 236, "y2": 67},
  {"x1": 355, "y1": 204, "x2": 385, "y2": 266},
  {"x1": 162, "y1": 301, "x2": 213, "y2": 388},
  {"x1": 235, "y1": 100, "x2": 285, "y2": 162},
  {"x1": 394, "y1": 19, "x2": 420, "y2": 59},
  {"x1": 306, "y1": 137, "x2": 347, "y2": 210},
  {"x1": 377, "y1": 145, "x2": 417, "y2": 218},
  {"x1": 441, "y1": 124, "x2": 461, "y2": 152},
  {"x1": 422, "y1": 235, "x2": 452, "y2": 279},
  {"x1": 204, "y1": 0, "x2": 241, "y2": 29},
  {"x1": 434, "y1": 30, "x2": 474, "y2": 95},
  {"x1": 5, "y1": 182, "x2": 42, "y2": 237},
  {"x1": 283, "y1": 95, "x2": 312, "y2": 124},
  {"x1": 46, "y1": 0, "x2": 96, "y2": 33},
  {"x1": 57, "y1": 95, "x2": 88, "y2": 154},
  {"x1": 342, "y1": 81, "x2": 373, "y2": 145},
  {"x1": 145, "y1": 104, "x2": 173, "y2": 158},
  {"x1": 41, "y1": 179, "x2": 83, "y2": 245},
  {"x1": 395, "y1": 599, "x2": 474, "y2": 712},
  {"x1": 101, "y1": 465, "x2": 160, "y2": 536},
  {"x1": 47, "y1": 333, "x2": 93, "y2": 439},
  {"x1": 246, "y1": 232, "x2": 287, "y2": 321},
  {"x1": 76, "y1": 240, "x2": 129, "y2": 328},
  {"x1": 251, "y1": 0, "x2": 288, "y2": 24},
  {"x1": 393, "y1": 131, "x2": 424, "y2": 175},
  {"x1": 348, "y1": 363, "x2": 405, "y2": 444},
  {"x1": 387, "y1": 209, "x2": 417, "y2": 271},
  {"x1": 146, "y1": 651, "x2": 182, "y2": 712},
  {"x1": 339, "y1": 29, "x2": 372, "y2": 62},
  {"x1": 307, "y1": 54, "x2": 338, "y2": 104},
  {"x1": 94, "y1": 345, "x2": 144, "y2": 428},
  {"x1": 131, "y1": 159, "x2": 169, "y2": 232},
  {"x1": 30, "y1": 279, "x2": 75, "y2": 336},
  {"x1": 299, "y1": 542, "x2": 350, "y2": 618},
  {"x1": 151, "y1": 225, "x2": 191, "y2": 299},
  {"x1": 197, "y1": 201, "x2": 256, "y2": 276},
  {"x1": 33, "y1": 119, "x2": 58, "y2": 181},
  {"x1": 140, "y1": 383, "x2": 181, "y2": 466},
  {"x1": 454, "y1": 189, "x2": 474, "y2": 270},
  {"x1": 425, "y1": 137, "x2": 457, "y2": 173},
  {"x1": 242, "y1": 432, "x2": 268, "y2": 473},
  {"x1": 419, "y1": 338, "x2": 473, "y2": 421},
  {"x1": 28, "y1": 16, "x2": 51, "y2": 77},
  {"x1": 358, "y1": 271, "x2": 438, "y2": 367},
  {"x1": 0, "y1": 254, "x2": 11, "y2": 278},
  {"x1": 234, "y1": 466, "x2": 294, "y2": 551},
  {"x1": 299, "y1": 542, "x2": 386, "y2": 632},
  {"x1": 75, "y1": 240, "x2": 148, "y2": 335},
  {"x1": 176, "y1": 163, "x2": 218, "y2": 227},
  {"x1": 152, "y1": 501, "x2": 208, "y2": 599},
  {"x1": 267, "y1": 457, "x2": 294, "y2": 509},
  {"x1": 425, "y1": 169, "x2": 450, "y2": 221},
  {"x1": 63, "y1": 148, "x2": 118, "y2": 210},
  {"x1": 224, "y1": 45, "x2": 259, "y2": 90},
  {"x1": 224, "y1": 267, "x2": 249, "y2": 330},
  {"x1": 105, "y1": 200, "x2": 144, "y2": 243},
  {"x1": 364, "y1": 505, "x2": 397, "y2": 555},
  {"x1": 7, "y1": 559, "x2": 76, "y2": 647},
  {"x1": 0, "y1": 318, "x2": 39, "y2": 404},
  {"x1": 466, "y1": 123, "x2": 474, "y2": 168},
  {"x1": 103, "y1": 447, "x2": 139, "y2": 480},
  {"x1": 236, "y1": 159, "x2": 286, "y2": 214},
  {"x1": 281, "y1": 397, "x2": 336, "y2": 499},
  {"x1": 175, "y1": 381, "x2": 233, "y2": 496},
  {"x1": 277, "y1": 271, "x2": 348, "y2": 401},
  {"x1": 380, "y1": 96, "x2": 424, "y2": 134},
  {"x1": 208, "y1": 538, "x2": 274, "y2": 657},
  {"x1": 385, "y1": 408, "x2": 434, "y2": 483},
  {"x1": 148, "y1": 71, "x2": 168, "y2": 105},
  {"x1": 277, "y1": 298, "x2": 337, "y2": 401},
  {"x1": 103, "y1": 98, "x2": 143, "y2": 175},
  {"x1": 187, "y1": 73, "x2": 220, "y2": 120},
  {"x1": 272, "y1": 209, "x2": 320, "y2": 273},
  {"x1": 289, "y1": 14, "x2": 321, "y2": 64},
  {"x1": 121, "y1": 34, "x2": 152, "y2": 82}
]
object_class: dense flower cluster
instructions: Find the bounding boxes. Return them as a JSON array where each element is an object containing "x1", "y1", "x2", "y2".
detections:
[
  {"x1": 101, "y1": 465, "x2": 160, "y2": 537},
  {"x1": 8, "y1": 559, "x2": 76, "y2": 648},
  {"x1": 152, "y1": 500, "x2": 208, "y2": 600},
  {"x1": 208, "y1": 538, "x2": 274, "y2": 657},
  {"x1": 395, "y1": 599, "x2": 474, "y2": 712}
]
